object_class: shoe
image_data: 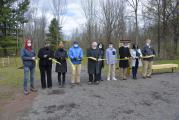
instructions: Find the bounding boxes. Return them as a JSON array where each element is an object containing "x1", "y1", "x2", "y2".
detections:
[
  {"x1": 143, "y1": 76, "x2": 146, "y2": 79},
  {"x1": 24, "y1": 91, "x2": 29, "y2": 95},
  {"x1": 30, "y1": 88, "x2": 37, "y2": 92},
  {"x1": 107, "y1": 77, "x2": 111, "y2": 81},
  {"x1": 71, "y1": 83, "x2": 75, "y2": 88},
  {"x1": 112, "y1": 77, "x2": 117, "y2": 81},
  {"x1": 88, "y1": 81, "x2": 92, "y2": 85},
  {"x1": 94, "y1": 81, "x2": 99, "y2": 85},
  {"x1": 147, "y1": 76, "x2": 152, "y2": 78}
]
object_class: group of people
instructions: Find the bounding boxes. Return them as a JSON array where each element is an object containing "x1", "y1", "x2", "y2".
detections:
[{"x1": 21, "y1": 39, "x2": 155, "y2": 95}]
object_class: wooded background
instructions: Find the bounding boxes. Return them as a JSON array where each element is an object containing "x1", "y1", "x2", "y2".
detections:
[{"x1": 0, "y1": 0, "x2": 178, "y2": 59}]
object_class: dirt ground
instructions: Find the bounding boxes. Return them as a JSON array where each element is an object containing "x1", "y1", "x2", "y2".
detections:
[{"x1": 1, "y1": 65, "x2": 179, "y2": 120}]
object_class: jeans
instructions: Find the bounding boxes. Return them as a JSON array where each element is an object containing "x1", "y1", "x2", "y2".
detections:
[
  {"x1": 132, "y1": 59, "x2": 139, "y2": 78},
  {"x1": 24, "y1": 66, "x2": 35, "y2": 91}
]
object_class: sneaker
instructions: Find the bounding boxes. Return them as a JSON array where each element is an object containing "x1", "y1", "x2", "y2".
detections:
[
  {"x1": 88, "y1": 81, "x2": 92, "y2": 85},
  {"x1": 30, "y1": 88, "x2": 37, "y2": 92},
  {"x1": 107, "y1": 77, "x2": 111, "y2": 81},
  {"x1": 24, "y1": 91, "x2": 29, "y2": 95},
  {"x1": 143, "y1": 76, "x2": 146, "y2": 79},
  {"x1": 112, "y1": 77, "x2": 117, "y2": 81}
]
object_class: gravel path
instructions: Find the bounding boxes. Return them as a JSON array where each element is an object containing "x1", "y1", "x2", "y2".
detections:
[{"x1": 20, "y1": 65, "x2": 179, "y2": 120}]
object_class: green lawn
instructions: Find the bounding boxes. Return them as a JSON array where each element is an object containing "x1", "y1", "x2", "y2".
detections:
[{"x1": 0, "y1": 57, "x2": 40, "y2": 88}]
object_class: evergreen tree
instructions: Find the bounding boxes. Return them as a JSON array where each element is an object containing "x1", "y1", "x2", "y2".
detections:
[
  {"x1": 48, "y1": 18, "x2": 62, "y2": 50},
  {"x1": 0, "y1": 0, "x2": 30, "y2": 55}
]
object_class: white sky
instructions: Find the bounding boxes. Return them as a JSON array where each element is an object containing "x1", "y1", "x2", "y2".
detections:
[{"x1": 30, "y1": 0, "x2": 144, "y2": 37}]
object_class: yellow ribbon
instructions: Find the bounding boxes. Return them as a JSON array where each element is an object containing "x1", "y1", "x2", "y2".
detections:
[
  {"x1": 48, "y1": 58, "x2": 61, "y2": 65},
  {"x1": 67, "y1": 58, "x2": 75, "y2": 71}
]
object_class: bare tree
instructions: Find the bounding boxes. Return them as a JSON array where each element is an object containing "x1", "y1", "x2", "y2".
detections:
[
  {"x1": 126, "y1": 0, "x2": 140, "y2": 44},
  {"x1": 51, "y1": 0, "x2": 67, "y2": 45},
  {"x1": 101, "y1": 0, "x2": 126, "y2": 45}
]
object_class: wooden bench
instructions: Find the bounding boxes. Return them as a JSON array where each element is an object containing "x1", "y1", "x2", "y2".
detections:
[{"x1": 152, "y1": 64, "x2": 178, "y2": 72}]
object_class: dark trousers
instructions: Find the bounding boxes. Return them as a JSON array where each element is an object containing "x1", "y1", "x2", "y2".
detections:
[
  {"x1": 58, "y1": 72, "x2": 66, "y2": 85},
  {"x1": 39, "y1": 65, "x2": 52, "y2": 88},
  {"x1": 99, "y1": 67, "x2": 102, "y2": 81},
  {"x1": 89, "y1": 73, "x2": 99, "y2": 83},
  {"x1": 132, "y1": 59, "x2": 139, "y2": 78}
]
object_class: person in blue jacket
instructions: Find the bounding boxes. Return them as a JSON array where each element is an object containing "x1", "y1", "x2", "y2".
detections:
[
  {"x1": 21, "y1": 39, "x2": 37, "y2": 95},
  {"x1": 68, "y1": 41, "x2": 83, "y2": 86}
]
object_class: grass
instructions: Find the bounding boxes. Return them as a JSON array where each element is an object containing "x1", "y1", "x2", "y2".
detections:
[{"x1": 0, "y1": 57, "x2": 40, "y2": 101}]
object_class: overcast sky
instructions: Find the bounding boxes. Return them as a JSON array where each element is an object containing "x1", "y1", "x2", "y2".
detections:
[
  {"x1": 29, "y1": 0, "x2": 86, "y2": 37},
  {"x1": 30, "y1": 0, "x2": 144, "y2": 38}
]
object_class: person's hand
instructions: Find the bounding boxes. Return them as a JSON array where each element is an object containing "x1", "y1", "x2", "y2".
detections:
[
  {"x1": 32, "y1": 57, "x2": 36, "y2": 60},
  {"x1": 44, "y1": 55, "x2": 48, "y2": 58},
  {"x1": 98, "y1": 58, "x2": 102, "y2": 61},
  {"x1": 74, "y1": 58, "x2": 78, "y2": 61}
]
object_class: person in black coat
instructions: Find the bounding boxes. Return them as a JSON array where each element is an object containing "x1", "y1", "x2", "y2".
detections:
[
  {"x1": 97, "y1": 43, "x2": 105, "y2": 81},
  {"x1": 87, "y1": 42, "x2": 100, "y2": 85},
  {"x1": 38, "y1": 42, "x2": 54, "y2": 89},
  {"x1": 54, "y1": 42, "x2": 68, "y2": 87},
  {"x1": 119, "y1": 41, "x2": 131, "y2": 80}
]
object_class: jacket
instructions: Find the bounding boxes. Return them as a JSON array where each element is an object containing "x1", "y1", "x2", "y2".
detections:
[
  {"x1": 119, "y1": 46, "x2": 131, "y2": 68},
  {"x1": 68, "y1": 46, "x2": 83, "y2": 64},
  {"x1": 38, "y1": 47, "x2": 54, "y2": 67},
  {"x1": 54, "y1": 48, "x2": 68, "y2": 73},
  {"x1": 87, "y1": 48, "x2": 100, "y2": 74},
  {"x1": 21, "y1": 48, "x2": 36, "y2": 68},
  {"x1": 142, "y1": 45, "x2": 156, "y2": 61},
  {"x1": 130, "y1": 49, "x2": 142, "y2": 67},
  {"x1": 106, "y1": 48, "x2": 117, "y2": 65}
]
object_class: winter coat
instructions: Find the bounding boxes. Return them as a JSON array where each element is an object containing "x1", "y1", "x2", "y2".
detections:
[
  {"x1": 119, "y1": 46, "x2": 131, "y2": 68},
  {"x1": 105, "y1": 48, "x2": 117, "y2": 65},
  {"x1": 68, "y1": 46, "x2": 83, "y2": 64},
  {"x1": 38, "y1": 47, "x2": 54, "y2": 67},
  {"x1": 142, "y1": 45, "x2": 156, "y2": 61},
  {"x1": 98, "y1": 48, "x2": 105, "y2": 69},
  {"x1": 54, "y1": 48, "x2": 68, "y2": 73},
  {"x1": 87, "y1": 48, "x2": 100, "y2": 74},
  {"x1": 130, "y1": 49, "x2": 142, "y2": 67},
  {"x1": 21, "y1": 48, "x2": 36, "y2": 68}
]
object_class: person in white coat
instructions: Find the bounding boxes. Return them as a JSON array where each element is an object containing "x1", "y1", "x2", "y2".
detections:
[{"x1": 130, "y1": 44, "x2": 142, "y2": 79}]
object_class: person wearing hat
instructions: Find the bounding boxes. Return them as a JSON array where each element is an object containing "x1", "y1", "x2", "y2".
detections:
[
  {"x1": 54, "y1": 42, "x2": 68, "y2": 87},
  {"x1": 38, "y1": 41, "x2": 54, "y2": 89},
  {"x1": 106, "y1": 42, "x2": 117, "y2": 81},
  {"x1": 21, "y1": 39, "x2": 37, "y2": 95},
  {"x1": 142, "y1": 39, "x2": 156, "y2": 79},
  {"x1": 119, "y1": 41, "x2": 131, "y2": 80},
  {"x1": 68, "y1": 41, "x2": 83, "y2": 86},
  {"x1": 87, "y1": 42, "x2": 101, "y2": 85}
]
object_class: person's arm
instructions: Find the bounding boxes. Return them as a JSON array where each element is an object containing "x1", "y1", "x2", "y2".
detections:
[
  {"x1": 38, "y1": 49, "x2": 44, "y2": 59},
  {"x1": 139, "y1": 49, "x2": 143, "y2": 58},
  {"x1": 79, "y1": 48, "x2": 83, "y2": 60},
  {"x1": 68, "y1": 48, "x2": 74, "y2": 59},
  {"x1": 54, "y1": 50, "x2": 58, "y2": 59},
  {"x1": 21, "y1": 49, "x2": 33, "y2": 60},
  {"x1": 50, "y1": 50, "x2": 54, "y2": 58},
  {"x1": 142, "y1": 47, "x2": 147, "y2": 56},
  {"x1": 128, "y1": 48, "x2": 131, "y2": 58},
  {"x1": 130, "y1": 49, "x2": 136, "y2": 59},
  {"x1": 105, "y1": 49, "x2": 109, "y2": 64},
  {"x1": 152, "y1": 48, "x2": 156, "y2": 55}
]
